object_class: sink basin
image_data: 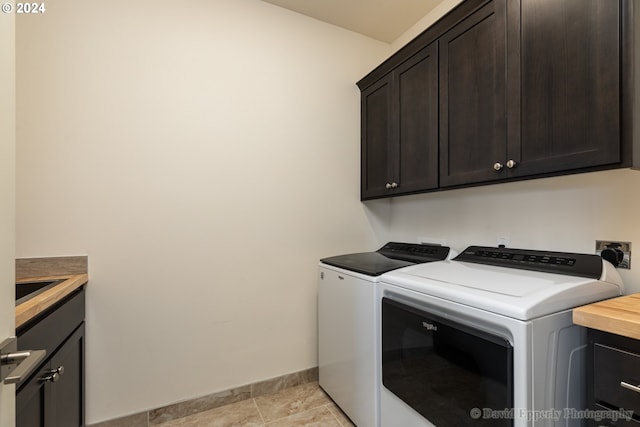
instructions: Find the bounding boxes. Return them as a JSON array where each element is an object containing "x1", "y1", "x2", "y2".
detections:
[{"x1": 15, "y1": 279, "x2": 65, "y2": 306}]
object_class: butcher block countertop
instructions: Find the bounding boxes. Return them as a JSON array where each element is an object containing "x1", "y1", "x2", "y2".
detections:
[
  {"x1": 15, "y1": 255, "x2": 89, "y2": 329},
  {"x1": 15, "y1": 274, "x2": 88, "y2": 328},
  {"x1": 573, "y1": 293, "x2": 640, "y2": 340}
]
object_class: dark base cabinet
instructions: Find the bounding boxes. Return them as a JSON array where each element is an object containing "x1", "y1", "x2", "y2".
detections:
[
  {"x1": 16, "y1": 288, "x2": 86, "y2": 427},
  {"x1": 587, "y1": 329, "x2": 640, "y2": 426}
]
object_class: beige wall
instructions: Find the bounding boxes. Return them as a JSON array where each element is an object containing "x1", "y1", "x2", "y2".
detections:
[
  {"x1": 0, "y1": 10, "x2": 16, "y2": 427},
  {"x1": 15, "y1": 0, "x2": 389, "y2": 423},
  {"x1": 391, "y1": 0, "x2": 464, "y2": 50}
]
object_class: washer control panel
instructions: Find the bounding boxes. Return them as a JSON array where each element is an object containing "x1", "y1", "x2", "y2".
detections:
[{"x1": 379, "y1": 242, "x2": 450, "y2": 263}]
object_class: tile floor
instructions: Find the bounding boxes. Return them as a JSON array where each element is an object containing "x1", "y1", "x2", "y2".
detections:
[{"x1": 154, "y1": 382, "x2": 356, "y2": 427}]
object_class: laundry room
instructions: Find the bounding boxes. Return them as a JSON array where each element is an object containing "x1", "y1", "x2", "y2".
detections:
[{"x1": 2, "y1": 0, "x2": 640, "y2": 426}]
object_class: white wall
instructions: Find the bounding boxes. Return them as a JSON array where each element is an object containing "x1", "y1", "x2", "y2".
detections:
[
  {"x1": 0, "y1": 9, "x2": 16, "y2": 427},
  {"x1": 15, "y1": 0, "x2": 389, "y2": 423}
]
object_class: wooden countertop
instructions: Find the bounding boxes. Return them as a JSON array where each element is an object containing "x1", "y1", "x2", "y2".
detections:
[
  {"x1": 573, "y1": 293, "x2": 640, "y2": 340},
  {"x1": 15, "y1": 274, "x2": 88, "y2": 328}
]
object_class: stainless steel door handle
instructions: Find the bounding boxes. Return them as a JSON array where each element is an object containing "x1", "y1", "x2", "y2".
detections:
[
  {"x1": 0, "y1": 337, "x2": 46, "y2": 385},
  {"x1": 620, "y1": 381, "x2": 640, "y2": 394},
  {"x1": 2, "y1": 351, "x2": 46, "y2": 384}
]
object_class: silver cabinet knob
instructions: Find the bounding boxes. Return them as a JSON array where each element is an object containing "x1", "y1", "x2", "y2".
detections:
[
  {"x1": 42, "y1": 372, "x2": 59, "y2": 383},
  {"x1": 391, "y1": 182, "x2": 398, "y2": 188},
  {"x1": 506, "y1": 159, "x2": 517, "y2": 169},
  {"x1": 42, "y1": 366, "x2": 64, "y2": 383},
  {"x1": 385, "y1": 183, "x2": 392, "y2": 189},
  {"x1": 493, "y1": 162, "x2": 504, "y2": 171}
]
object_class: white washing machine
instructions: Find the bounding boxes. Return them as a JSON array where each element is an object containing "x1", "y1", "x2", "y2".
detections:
[
  {"x1": 318, "y1": 243, "x2": 451, "y2": 427},
  {"x1": 378, "y1": 245, "x2": 625, "y2": 427}
]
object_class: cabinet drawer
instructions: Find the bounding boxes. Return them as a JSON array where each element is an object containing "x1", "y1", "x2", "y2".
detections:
[
  {"x1": 594, "y1": 343, "x2": 640, "y2": 417},
  {"x1": 593, "y1": 404, "x2": 639, "y2": 426},
  {"x1": 17, "y1": 288, "x2": 85, "y2": 367}
]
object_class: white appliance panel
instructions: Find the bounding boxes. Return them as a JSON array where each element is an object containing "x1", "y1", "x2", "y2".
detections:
[
  {"x1": 383, "y1": 260, "x2": 622, "y2": 320},
  {"x1": 318, "y1": 264, "x2": 379, "y2": 427}
]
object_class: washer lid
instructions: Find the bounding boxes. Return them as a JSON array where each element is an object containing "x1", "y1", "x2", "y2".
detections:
[
  {"x1": 382, "y1": 258, "x2": 624, "y2": 320},
  {"x1": 320, "y1": 242, "x2": 450, "y2": 276},
  {"x1": 320, "y1": 252, "x2": 415, "y2": 276}
]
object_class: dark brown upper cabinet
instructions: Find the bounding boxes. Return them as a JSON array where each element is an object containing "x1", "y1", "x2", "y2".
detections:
[
  {"x1": 360, "y1": 43, "x2": 439, "y2": 200},
  {"x1": 357, "y1": 0, "x2": 634, "y2": 200},
  {"x1": 439, "y1": 0, "x2": 509, "y2": 187},
  {"x1": 506, "y1": 0, "x2": 623, "y2": 178}
]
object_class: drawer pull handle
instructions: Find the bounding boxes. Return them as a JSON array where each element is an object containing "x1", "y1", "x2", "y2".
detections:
[{"x1": 620, "y1": 381, "x2": 640, "y2": 393}]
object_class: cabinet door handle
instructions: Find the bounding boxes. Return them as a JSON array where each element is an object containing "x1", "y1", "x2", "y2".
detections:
[
  {"x1": 506, "y1": 159, "x2": 517, "y2": 169},
  {"x1": 385, "y1": 182, "x2": 399, "y2": 190},
  {"x1": 493, "y1": 162, "x2": 504, "y2": 171},
  {"x1": 41, "y1": 365, "x2": 65, "y2": 383},
  {"x1": 42, "y1": 372, "x2": 60, "y2": 383},
  {"x1": 620, "y1": 381, "x2": 640, "y2": 394}
]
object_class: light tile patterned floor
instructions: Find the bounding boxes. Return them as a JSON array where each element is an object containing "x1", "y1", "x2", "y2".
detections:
[{"x1": 155, "y1": 382, "x2": 356, "y2": 427}]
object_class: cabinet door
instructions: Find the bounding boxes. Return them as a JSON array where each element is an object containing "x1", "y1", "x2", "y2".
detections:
[
  {"x1": 49, "y1": 324, "x2": 85, "y2": 427},
  {"x1": 16, "y1": 363, "x2": 50, "y2": 427},
  {"x1": 395, "y1": 43, "x2": 439, "y2": 195},
  {"x1": 509, "y1": 0, "x2": 621, "y2": 176},
  {"x1": 439, "y1": 0, "x2": 508, "y2": 187},
  {"x1": 361, "y1": 74, "x2": 394, "y2": 199}
]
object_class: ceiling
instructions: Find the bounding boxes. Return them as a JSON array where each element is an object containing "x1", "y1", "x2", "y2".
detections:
[{"x1": 261, "y1": 0, "x2": 444, "y2": 43}]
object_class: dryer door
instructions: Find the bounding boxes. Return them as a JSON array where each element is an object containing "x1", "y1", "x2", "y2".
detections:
[{"x1": 382, "y1": 297, "x2": 514, "y2": 426}]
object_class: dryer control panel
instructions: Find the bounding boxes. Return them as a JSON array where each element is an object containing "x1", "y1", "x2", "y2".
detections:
[{"x1": 455, "y1": 246, "x2": 603, "y2": 279}]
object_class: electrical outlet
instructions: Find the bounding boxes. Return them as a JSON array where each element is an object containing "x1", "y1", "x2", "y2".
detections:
[{"x1": 595, "y1": 240, "x2": 631, "y2": 269}]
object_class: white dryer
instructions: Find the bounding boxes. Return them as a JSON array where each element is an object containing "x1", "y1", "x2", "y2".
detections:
[{"x1": 379, "y1": 246, "x2": 624, "y2": 427}]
